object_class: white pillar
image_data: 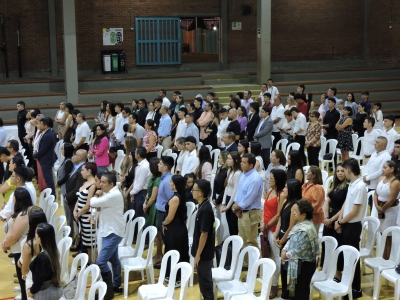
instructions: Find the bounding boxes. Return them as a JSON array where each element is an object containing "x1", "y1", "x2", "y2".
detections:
[{"x1": 257, "y1": 0, "x2": 271, "y2": 84}]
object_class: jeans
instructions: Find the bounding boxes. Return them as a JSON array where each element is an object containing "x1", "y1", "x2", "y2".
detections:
[
  {"x1": 97, "y1": 166, "x2": 107, "y2": 174},
  {"x1": 197, "y1": 259, "x2": 214, "y2": 300},
  {"x1": 128, "y1": 190, "x2": 146, "y2": 218},
  {"x1": 96, "y1": 233, "x2": 123, "y2": 287}
]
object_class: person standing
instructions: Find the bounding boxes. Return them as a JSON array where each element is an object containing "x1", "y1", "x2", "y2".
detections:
[
  {"x1": 334, "y1": 158, "x2": 367, "y2": 299},
  {"x1": 253, "y1": 107, "x2": 273, "y2": 169},
  {"x1": 184, "y1": 113, "x2": 200, "y2": 144},
  {"x1": 112, "y1": 103, "x2": 127, "y2": 150},
  {"x1": 226, "y1": 109, "x2": 241, "y2": 143},
  {"x1": 181, "y1": 136, "x2": 199, "y2": 176},
  {"x1": 197, "y1": 101, "x2": 213, "y2": 143},
  {"x1": 371, "y1": 102, "x2": 383, "y2": 130},
  {"x1": 222, "y1": 133, "x2": 238, "y2": 152},
  {"x1": 191, "y1": 179, "x2": 215, "y2": 300},
  {"x1": 137, "y1": 99, "x2": 148, "y2": 127},
  {"x1": 392, "y1": 139, "x2": 400, "y2": 168},
  {"x1": 89, "y1": 124, "x2": 109, "y2": 173},
  {"x1": 241, "y1": 90, "x2": 253, "y2": 113},
  {"x1": 305, "y1": 110, "x2": 322, "y2": 166},
  {"x1": 174, "y1": 107, "x2": 188, "y2": 148},
  {"x1": 266, "y1": 79, "x2": 280, "y2": 102},
  {"x1": 245, "y1": 102, "x2": 261, "y2": 142},
  {"x1": 271, "y1": 96, "x2": 285, "y2": 150},
  {"x1": 129, "y1": 146, "x2": 151, "y2": 218},
  {"x1": 157, "y1": 105, "x2": 172, "y2": 152},
  {"x1": 336, "y1": 106, "x2": 354, "y2": 162},
  {"x1": 290, "y1": 107, "x2": 307, "y2": 165},
  {"x1": 159, "y1": 89, "x2": 171, "y2": 107},
  {"x1": 360, "y1": 91, "x2": 371, "y2": 115},
  {"x1": 17, "y1": 101, "x2": 28, "y2": 150},
  {"x1": 217, "y1": 108, "x2": 230, "y2": 149},
  {"x1": 323, "y1": 97, "x2": 340, "y2": 166},
  {"x1": 128, "y1": 113, "x2": 145, "y2": 146},
  {"x1": 73, "y1": 113, "x2": 91, "y2": 151},
  {"x1": 32, "y1": 117, "x2": 57, "y2": 196},
  {"x1": 90, "y1": 172, "x2": 125, "y2": 299},
  {"x1": 363, "y1": 117, "x2": 380, "y2": 165},
  {"x1": 381, "y1": 115, "x2": 398, "y2": 155},
  {"x1": 232, "y1": 153, "x2": 263, "y2": 248}
]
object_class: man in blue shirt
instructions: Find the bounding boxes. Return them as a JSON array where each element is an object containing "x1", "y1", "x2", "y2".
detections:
[
  {"x1": 360, "y1": 90, "x2": 372, "y2": 115},
  {"x1": 184, "y1": 113, "x2": 200, "y2": 144},
  {"x1": 158, "y1": 105, "x2": 172, "y2": 152},
  {"x1": 154, "y1": 156, "x2": 175, "y2": 265},
  {"x1": 232, "y1": 153, "x2": 263, "y2": 249}
]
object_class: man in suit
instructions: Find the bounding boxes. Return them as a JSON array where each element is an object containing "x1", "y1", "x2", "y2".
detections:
[
  {"x1": 245, "y1": 102, "x2": 261, "y2": 142},
  {"x1": 223, "y1": 132, "x2": 238, "y2": 152},
  {"x1": 65, "y1": 149, "x2": 87, "y2": 250},
  {"x1": 253, "y1": 107, "x2": 273, "y2": 169},
  {"x1": 32, "y1": 117, "x2": 57, "y2": 196}
]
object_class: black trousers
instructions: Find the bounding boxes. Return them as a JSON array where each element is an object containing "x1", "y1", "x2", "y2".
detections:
[
  {"x1": 272, "y1": 132, "x2": 281, "y2": 150},
  {"x1": 78, "y1": 143, "x2": 90, "y2": 152},
  {"x1": 295, "y1": 135, "x2": 306, "y2": 165},
  {"x1": 290, "y1": 261, "x2": 316, "y2": 300},
  {"x1": 225, "y1": 198, "x2": 238, "y2": 235},
  {"x1": 339, "y1": 222, "x2": 362, "y2": 291},
  {"x1": 14, "y1": 253, "x2": 27, "y2": 300},
  {"x1": 307, "y1": 146, "x2": 321, "y2": 167},
  {"x1": 261, "y1": 148, "x2": 270, "y2": 170},
  {"x1": 197, "y1": 258, "x2": 214, "y2": 300}
]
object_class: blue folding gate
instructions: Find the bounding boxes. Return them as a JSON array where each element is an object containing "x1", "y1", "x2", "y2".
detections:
[{"x1": 135, "y1": 17, "x2": 181, "y2": 66}]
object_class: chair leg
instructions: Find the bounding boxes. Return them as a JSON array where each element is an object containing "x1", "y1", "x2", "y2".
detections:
[
  {"x1": 189, "y1": 255, "x2": 195, "y2": 287},
  {"x1": 124, "y1": 268, "x2": 129, "y2": 299},
  {"x1": 148, "y1": 267, "x2": 155, "y2": 284},
  {"x1": 394, "y1": 280, "x2": 400, "y2": 300},
  {"x1": 141, "y1": 270, "x2": 144, "y2": 280},
  {"x1": 372, "y1": 269, "x2": 381, "y2": 300}
]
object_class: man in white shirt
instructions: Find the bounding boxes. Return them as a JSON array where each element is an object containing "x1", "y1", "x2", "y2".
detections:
[
  {"x1": 241, "y1": 90, "x2": 253, "y2": 113},
  {"x1": 90, "y1": 172, "x2": 125, "y2": 298},
  {"x1": 112, "y1": 103, "x2": 129, "y2": 149},
  {"x1": 174, "y1": 107, "x2": 188, "y2": 148},
  {"x1": 362, "y1": 117, "x2": 380, "y2": 165},
  {"x1": 181, "y1": 136, "x2": 199, "y2": 176},
  {"x1": 159, "y1": 89, "x2": 171, "y2": 107},
  {"x1": 217, "y1": 108, "x2": 230, "y2": 149},
  {"x1": 335, "y1": 158, "x2": 367, "y2": 299},
  {"x1": 371, "y1": 102, "x2": 383, "y2": 130},
  {"x1": 290, "y1": 107, "x2": 307, "y2": 165},
  {"x1": 73, "y1": 113, "x2": 90, "y2": 151},
  {"x1": 259, "y1": 83, "x2": 267, "y2": 101},
  {"x1": 129, "y1": 147, "x2": 151, "y2": 217},
  {"x1": 266, "y1": 78, "x2": 279, "y2": 102},
  {"x1": 381, "y1": 114, "x2": 398, "y2": 155},
  {"x1": 271, "y1": 95, "x2": 285, "y2": 150}
]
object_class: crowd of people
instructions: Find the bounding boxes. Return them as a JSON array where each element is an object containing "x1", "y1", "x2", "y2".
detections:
[{"x1": 0, "y1": 80, "x2": 399, "y2": 300}]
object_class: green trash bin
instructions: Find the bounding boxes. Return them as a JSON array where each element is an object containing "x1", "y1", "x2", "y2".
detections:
[{"x1": 111, "y1": 53, "x2": 119, "y2": 72}]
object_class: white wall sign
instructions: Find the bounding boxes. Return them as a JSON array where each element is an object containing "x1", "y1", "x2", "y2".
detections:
[
  {"x1": 232, "y1": 22, "x2": 242, "y2": 30},
  {"x1": 103, "y1": 28, "x2": 124, "y2": 46}
]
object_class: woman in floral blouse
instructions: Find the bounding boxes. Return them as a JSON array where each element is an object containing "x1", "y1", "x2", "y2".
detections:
[{"x1": 305, "y1": 110, "x2": 322, "y2": 166}]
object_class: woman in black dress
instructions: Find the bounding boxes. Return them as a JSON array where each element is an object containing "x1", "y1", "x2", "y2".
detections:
[
  {"x1": 322, "y1": 163, "x2": 349, "y2": 281},
  {"x1": 161, "y1": 175, "x2": 190, "y2": 282},
  {"x1": 203, "y1": 110, "x2": 218, "y2": 149},
  {"x1": 353, "y1": 102, "x2": 368, "y2": 137},
  {"x1": 274, "y1": 179, "x2": 302, "y2": 299},
  {"x1": 122, "y1": 148, "x2": 138, "y2": 212},
  {"x1": 286, "y1": 150, "x2": 304, "y2": 184}
]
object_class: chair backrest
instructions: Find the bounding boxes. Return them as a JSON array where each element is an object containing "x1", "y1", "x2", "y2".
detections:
[
  {"x1": 169, "y1": 152, "x2": 177, "y2": 161},
  {"x1": 219, "y1": 235, "x2": 244, "y2": 274},
  {"x1": 246, "y1": 258, "x2": 276, "y2": 299},
  {"x1": 366, "y1": 190, "x2": 375, "y2": 219},
  {"x1": 323, "y1": 175, "x2": 333, "y2": 192},
  {"x1": 79, "y1": 264, "x2": 101, "y2": 300},
  {"x1": 214, "y1": 217, "x2": 220, "y2": 244},
  {"x1": 351, "y1": 133, "x2": 358, "y2": 151},
  {"x1": 356, "y1": 136, "x2": 364, "y2": 156},
  {"x1": 234, "y1": 246, "x2": 260, "y2": 281},
  {"x1": 325, "y1": 139, "x2": 338, "y2": 159},
  {"x1": 57, "y1": 236, "x2": 73, "y2": 282},
  {"x1": 361, "y1": 216, "x2": 380, "y2": 257},
  {"x1": 188, "y1": 210, "x2": 198, "y2": 238},
  {"x1": 158, "y1": 250, "x2": 180, "y2": 284},
  {"x1": 285, "y1": 142, "x2": 300, "y2": 158},
  {"x1": 303, "y1": 166, "x2": 310, "y2": 175},
  {"x1": 205, "y1": 145, "x2": 212, "y2": 152},
  {"x1": 53, "y1": 215, "x2": 66, "y2": 232},
  {"x1": 156, "y1": 145, "x2": 163, "y2": 158},
  {"x1": 186, "y1": 202, "x2": 196, "y2": 231},
  {"x1": 271, "y1": 135, "x2": 275, "y2": 145},
  {"x1": 48, "y1": 202, "x2": 58, "y2": 226},
  {"x1": 163, "y1": 149, "x2": 173, "y2": 156},
  {"x1": 318, "y1": 136, "x2": 327, "y2": 160},
  {"x1": 328, "y1": 246, "x2": 360, "y2": 290},
  {"x1": 137, "y1": 226, "x2": 157, "y2": 265},
  {"x1": 321, "y1": 170, "x2": 328, "y2": 183},
  {"x1": 276, "y1": 139, "x2": 288, "y2": 155},
  {"x1": 128, "y1": 217, "x2": 146, "y2": 255},
  {"x1": 319, "y1": 236, "x2": 338, "y2": 274},
  {"x1": 44, "y1": 195, "x2": 55, "y2": 220},
  {"x1": 210, "y1": 149, "x2": 221, "y2": 174},
  {"x1": 38, "y1": 188, "x2": 52, "y2": 210},
  {"x1": 114, "y1": 153, "x2": 126, "y2": 173},
  {"x1": 56, "y1": 225, "x2": 71, "y2": 245},
  {"x1": 68, "y1": 253, "x2": 89, "y2": 299},
  {"x1": 209, "y1": 173, "x2": 216, "y2": 201},
  {"x1": 165, "y1": 262, "x2": 192, "y2": 300},
  {"x1": 120, "y1": 209, "x2": 136, "y2": 246},
  {"x1": 55, "y1": 140, "x2": 64, "y2": 161},
  {"x1": 88, "y1": 281, "x2": 107, "y2": 300},
  {"x1": 377, "y1": 226, "x2": 400, "y2": 263}
]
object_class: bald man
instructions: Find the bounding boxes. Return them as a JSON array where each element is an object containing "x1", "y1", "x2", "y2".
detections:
[{"x1": 64, "y1": 149, "x2": 88, "y2": 250}]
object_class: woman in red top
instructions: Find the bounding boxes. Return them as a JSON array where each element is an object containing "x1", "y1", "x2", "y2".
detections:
[{"x1": 260, "y1": 168, "x2": 287, "y2": 298}]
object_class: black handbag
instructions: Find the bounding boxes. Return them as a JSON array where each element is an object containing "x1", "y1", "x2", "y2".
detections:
[
  {"x1": 260, "y1": 225, "x2": 271, "y2": 258},
  {"x1": 395, "y1": 264, "x2": 400, "y2": 274},
  {"x1": 323, "y1": 153, "x2": 333, "y2": 160}
]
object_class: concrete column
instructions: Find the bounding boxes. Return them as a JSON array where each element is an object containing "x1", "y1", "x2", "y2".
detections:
[
  {"x1": 220, "y1": 0, "x2": 228, "y2": 69},
  {"x1": 256, "y1": 0, "x2": 271, "y2": 84},
  {"x1": 62, "y1": 0, "x2": 79, "y2": 103},
  {"x1": 363, "y1": 0, "x2": 370, "y2": 61},
  {"x1": 48, "y1": 0, "x2": 58, "y2": 76}
]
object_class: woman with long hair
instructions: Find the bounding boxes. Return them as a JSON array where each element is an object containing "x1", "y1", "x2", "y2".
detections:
[
  {"x1": 54, "y1": 102, "x2": 68, "y2": 140},
  {"x1": 221, "y1": 152, "x2": 242, "y2": 235},
  {"x1": 346, "y1": 92, "x2": 358, "y2": 119},
  {"x1": 161, "y1": 175, "x2": 189, "y2": 281},
  {"x1": 96, "y1": 100, "x2": 108, "y2": 124},
  {"x1": 2, "y1": 187, "x2": 33, "y2": 300},
  {"x1": 353, "y1": 102, "x2": 368, "y2": 137},
  {"x1": 373, "y1": 160, "x2": 400, "y2": 259},
  {"x1": 146, "y1": 101, "x2": 156, "y2": 120},
  {"x1": 237, "y1": 106, "x2": 248, "y2": 140},
  {"x1": 143, "y1": 119, "x2": 158, "y2": 160},
  {"x1": 24, "y1": 110, "x2": 36, "y2": 165},
  {"x1": 230, "y1": 98, "x2": 241, "y2": 110},
  {"x1": 118, "y1": 136, "x2": 136, "y2": 183},
  {"x1": 174, "y1": 95, "x2": 185, "y2": 114},
  {"x1": 286, "y1": 150, "x2": 304, "y2": 184},
  {"x1": 336, "y1": 106, "x2": 354, "y2": 162},
  {"x1": 0, "y1": 155, "x2": 26, "y2": 208},
  {"x1": 123, "y1": 149, "x2": 138, "y2": 211},
  {"x1": 170, "y1": 113, "x2": 179, "y2": 149},
  {"x1": 249, "y1": 141, "x2": 264, "y2": 172},
  {"x1": 105, "y1": 103, "x2": 117, "y2": 135},
  {"x1": 175, "y1": 137, "x2": 187, "y2": 174},
  {"x1": 203, "y1": 110, "x2": 218, "y2": 149},
  {"x1": 261, "y1": 169, "x2": 287, "y2": 298},
  {"x1": 238, "y1": 139, "x2": 249, "y2": 157},
  {"x1": 89, "y1": 124, "x2": 109, "y2": 173},
  {"x1": 73, "y1": 162, "x2": 97, "y2": 263},
  {"x1": 19, "y1": 206, "x2": 47, "y2": 300},
  {"x1": 62, "y1": 103, "x2": 75, "y2": 143},
  {"x1": 305, "y1": 93, "x2": 314, "y2": 120},
  {"x1": 27, "y1": 223, "x2": 62, "y2": 299},
  {"x1": 264, "y1": 149, "x2": 287, "y2": 192},
  {"x1": 305, "y1": 110, "x2": 322, "y2": 166},
  {"x1": 274, "y1": 179, "x2": 302, "y2": 299},
  {"x1": 194, "y1": 146, "x2": 212, "y2": 181}
]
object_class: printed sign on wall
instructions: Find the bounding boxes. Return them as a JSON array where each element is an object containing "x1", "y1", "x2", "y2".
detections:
[{"x1": 103, "y1": 28, "x2": 124, "y2": 45}]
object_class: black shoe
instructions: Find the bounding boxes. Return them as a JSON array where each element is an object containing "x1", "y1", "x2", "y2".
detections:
[
  {"x1": 344, "y1": 289, "x2": 362, "y2": 300},
  {"x1": 101, "y1": 271, "x2": 115, "y2": 300},
  {"x1": 113, "y1": 286, "x2": 123, "y2": 294}
]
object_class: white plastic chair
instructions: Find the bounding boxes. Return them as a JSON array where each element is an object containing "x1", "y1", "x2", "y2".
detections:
[
  {"x1": 319, "y1": 139, "x2": 338, "y2": 172},
  {"x1": 162, "y1": 149, "x2": 173, "y2": 156},
  {"x1": 119, "y1": 217, "x2": 145, "y2": 259},
  {"x1": 275, "y1": 139, "x2": 288, "y2": 155},
  {"x1": 88, "y1": 281, "x2": 107, "y2": 300},
  {"x1": 323, "y1": 175, "x2": 333, "y2": 193},
  {"x1": 309, "y1": 236, "x2": 338, "y2": 300},
  {"x1": 318, "y1": 136, "x2": 327, "y2": 161},
  {"x1": 38, "y1": 188, "x2": 52, "y2": 211},
  {"x1": 349, "y1": 136, "x2": 364, "y2": 164},
  {"x1": 118, "y1": 210, "x2": 136, "y2": 247},
  {"x1": 114, "y1": 153, "x2": 126, "y2": 174},
  {"x1": 121, "y1": 226, "x2": 158, "y2": 298},
  {"x1": 211, "y1": 236, "x2": 244, "y2": 291},
  {"x1": 156, "y1": 145, "x2": 163, "y2": 158},
  {"x1": 360, "y1": 216, "x2": 380, "y2": 275},
  {"x1": 303, "y1": 165, "x2": 310, "y2": 175},
  {"x1": 169, "y1": 152, "x2": 177, "y2": 162},
  {"x1": 52, "y1": 215, "x2": 66, "y2": 233},
  {"x1": 311, "y1": 245, "x2": 360, "y2": 300},
  {"x1": 160, "y1": 262, "x2": 192, "y2": 300},
  {"x1": 285, "y1": 142, "x2": 300, "y2": 159},
  {"x1": 75, "y1": 264, "x2": 101, "y2": 300},
  {"x1": 48, "y1": 201, "x2": 58, "y2": 227},
  {"x1": 56, "y1": 226, "x2": 71, "y2": 246},
  {"x1": 209, "y1": 173, "x2": 216, "y2": 202},
  {"x1": 59, "y1": 253, "x2": 89, "y2": 300},
  {"x1": 137, "y1": 250, "x2": 180, "y2": 300},
  {"x1": 210, "y1": 149, "x2": 221, "y2": 174},
  {"x1": 381, "y1": 268, "x2": 400, "y2": 300},
  {"x1": 205, "y1": 145, "x2": 212, "y2": 152},
  {"x1": 321, "y1": 170, "x2": 328, "y2": 183},
  {"x1": 58, "y1": 236, "x2": 73, "y2": 282},
  {"x1": 364, "y1": 226, "x2": 400, "y2": 299},
  {"x1": 43, "y1": 195, "x2": 55, "y2": 221},
  {"x1": 216, "y1": 246, "x2": 260, "y2": 299},
  {"x1": 230, "y1": 258, "x2": 276, "y2": 300},
  {"x1": 186, "y1": 202, "x2": 196, "y2": 231}
]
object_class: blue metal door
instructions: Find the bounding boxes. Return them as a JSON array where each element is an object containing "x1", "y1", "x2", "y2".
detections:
[{"x1": 135, "y1": 18, "x2": 181, "y2": 66}]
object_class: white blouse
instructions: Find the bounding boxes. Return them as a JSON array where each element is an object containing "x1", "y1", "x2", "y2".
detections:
[{"x1": 222, "y1": 170, "x2": 242, "y2": 208}]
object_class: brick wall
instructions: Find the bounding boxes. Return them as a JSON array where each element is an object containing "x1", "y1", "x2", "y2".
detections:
[{"x1": 0, "y1": 0, "x2": 398, "y2": 75}]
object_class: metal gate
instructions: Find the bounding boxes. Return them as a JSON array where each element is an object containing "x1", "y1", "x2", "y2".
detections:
[{"x1": 135, "y1": 18, "x2": 181, "y2": 66}]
